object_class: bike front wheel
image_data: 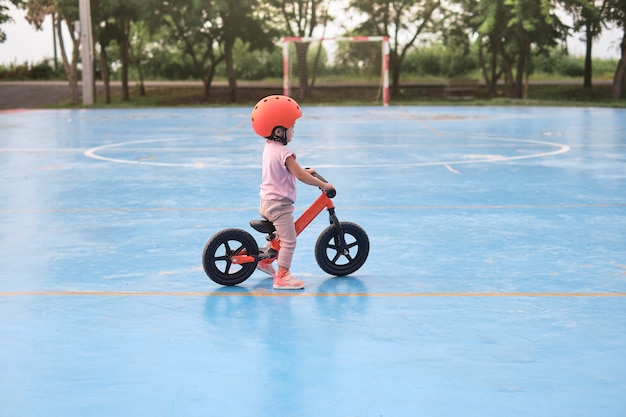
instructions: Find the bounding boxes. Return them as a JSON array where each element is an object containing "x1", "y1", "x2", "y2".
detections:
[
  {"x1": 314, "y1": 221, "x2": 369, "y2": 276},
  {"x1": 202, "y1": 228, "x2": 259, "y2": 286}
]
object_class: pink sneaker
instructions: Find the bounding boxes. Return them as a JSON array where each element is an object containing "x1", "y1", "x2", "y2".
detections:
[
  {"x1": 256, "y1": 260, "x2": 276, "y2": 277},
  {"x1": 273, "y1": 271, "x2": 305, "y2": 290}
]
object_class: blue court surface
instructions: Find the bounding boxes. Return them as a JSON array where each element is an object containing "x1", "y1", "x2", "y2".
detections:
[{"x1": 1, "y1": 105, "x2": 625, "y2": 417}]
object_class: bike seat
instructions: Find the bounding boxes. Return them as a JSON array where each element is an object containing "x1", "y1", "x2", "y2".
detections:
[{"x1": 250, "y1": 220, "x2": 276, "y2": 233}]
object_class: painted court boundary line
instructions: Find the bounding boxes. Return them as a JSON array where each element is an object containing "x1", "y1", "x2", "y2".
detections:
[
  {"x1": 2, "y1": 291, "x2": 625, "y2": 298},
  {"x1": 82, "y1": 136, "x2": 571, "y2": 168}
]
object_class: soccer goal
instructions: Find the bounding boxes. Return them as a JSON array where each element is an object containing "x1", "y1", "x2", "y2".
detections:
[{"x1": 282, "y1": 36, "x2": 390, "y2": 106}]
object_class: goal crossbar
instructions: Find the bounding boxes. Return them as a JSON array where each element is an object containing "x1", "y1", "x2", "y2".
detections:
[{"x1": 282, "y1": 36, "x2": 390, "y2": 106}]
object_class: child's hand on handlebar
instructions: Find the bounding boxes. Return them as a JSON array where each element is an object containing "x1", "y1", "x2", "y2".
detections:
[
  {"x1": 320, "y1": 182, "x2": 334, "y2": 192},
  {"x1": 295, "y1": 165, "x2": 335, "y2": 195},
  {"x1": 305, "y1": 167, "x2": 334, "y2": 191}
]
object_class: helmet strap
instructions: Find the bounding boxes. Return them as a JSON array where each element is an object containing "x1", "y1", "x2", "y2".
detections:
[{"x1": 268, "y1": 126, "x2": 288, "y2": 146}]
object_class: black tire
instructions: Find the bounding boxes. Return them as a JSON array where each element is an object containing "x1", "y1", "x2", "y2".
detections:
[
  {"x1": 315, "y1": 222, "x2": 369, "y2": 276},
  {"x1": 202, "y1": 228, "x2": 259, "y2": 286}
]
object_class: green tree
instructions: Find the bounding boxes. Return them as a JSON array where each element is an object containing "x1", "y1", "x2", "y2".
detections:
[
  {"x1": 25, "y1": 0, "x2": 81, "y2": 104},
  {"x1": 151, "y1": 0, "x2": 223, "y2": 97},
  {"x1": 220, "y1": 0, "x2": 276, "y2": 102},
  {"x1": 459, "y1": 0, "x2": 508, "y2": 96},
  {"x1": 223, "y1": 38, "x2": 282, "y2": 80},
  {"x1": 91, "y1": 0, "x2": 150, "y2": 102},
  {"x1": 1, "y1": 0, "x2": 24, "y2": 43},
  {"x1": 111, "y1": 0, "x2": 143, "y2": 101},
  {"x1": 129, "y1": 20, "x2": 149, "y2": 96},
  {"x1": 437, "y1": 2, "x2": 477, "y2": 77},
  {"x1": 604, "y1": 0, "x2": 626, "y2": 99},
  {"x1": 562, "y1": 0, "x2": 608, "y2": 88},
  {"x1": 462, "y1": 0, "x2": 567, "y2": 98},
  {"x1": 152, "y1": 0, "x2": 273, "y2": 101},
  {"x1": 348, "y1": 0, "x2": 443, "y2": 97},
  {"x1": 261, "y1": 0, "x2": 333, "y2": 97},
  {"x1": 92, "y1": 0, "x2": 118, "y2": 103}
]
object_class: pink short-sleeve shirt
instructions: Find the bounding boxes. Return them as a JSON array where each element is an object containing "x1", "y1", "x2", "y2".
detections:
[{"x1": 260, "y1": 140, "x2": 297, "y2": 203}]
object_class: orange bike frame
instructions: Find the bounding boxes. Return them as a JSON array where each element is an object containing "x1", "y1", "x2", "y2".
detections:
[
  {"x1": 231, "y1": 191, "x2": 335, "y2": 265},
  {"x1": 295, "y1": 191, "x2": 335, "y2": 236},
  {"x1": 267, "y1": 191, "x2": 335, "y2": 253}
]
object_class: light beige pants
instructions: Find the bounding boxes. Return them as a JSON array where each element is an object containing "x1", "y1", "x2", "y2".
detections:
[{"x1": 260, "y1": 199, "x2": 296, "y2": 269}]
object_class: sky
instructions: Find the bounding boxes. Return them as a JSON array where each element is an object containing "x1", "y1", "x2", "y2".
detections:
[{"x1": 0, "y1": 3, "x2": 622, "y2": 66}]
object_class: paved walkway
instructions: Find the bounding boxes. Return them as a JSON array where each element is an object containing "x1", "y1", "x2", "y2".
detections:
[
  {"x1": 0, "y1": 81, "x2": 211, "y2": 110},
  {"x1": 0, "y1": 80, "x2": 288, "y2": 109},
  {"x1": 0, "y1": 81, "x2": 72, "y2": 109}
]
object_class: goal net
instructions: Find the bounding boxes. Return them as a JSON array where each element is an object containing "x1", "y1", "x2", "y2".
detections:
[{"x1": 282, "y1": 36, "x2": 389, "y2": 106}]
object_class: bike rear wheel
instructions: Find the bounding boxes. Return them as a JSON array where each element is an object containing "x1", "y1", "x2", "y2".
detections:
[
  {"x1": 315, "y1": 222, "x2": 369, "y2": 276},
  {"x1": 202, "y1": 228, "x2": 259, "y2": 286}
]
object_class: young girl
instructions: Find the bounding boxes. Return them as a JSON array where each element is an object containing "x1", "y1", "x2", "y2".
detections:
[{"x1": 251, "y1": 95, "x2": 334, "y2": 290}]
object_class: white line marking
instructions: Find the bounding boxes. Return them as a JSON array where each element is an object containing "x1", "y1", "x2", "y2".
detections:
[
  {"x1": 84, "y1": 137, "x2": 203, "y2": 167},
  {"x1": 83, "y1": 136, "x2": 571, "y2": 168},
  {"x1": 444, "y1": 164, "x2": 460, "y2": 174}
]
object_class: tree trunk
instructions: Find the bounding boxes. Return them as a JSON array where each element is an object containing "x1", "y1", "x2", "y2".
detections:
[
  {"x1": 56, "y1": 15, "x2": 79, "y2": 104},
  {"x1": 583, "y1": 23, "x2": 593, "y2": 89},
  {"x1": 295, "y1": 42, "x2": 309, "y2": 98},
  {"x1": 612, "y1": 25, "x2": 626, "y2": 100},
  {"x1": 514, "y1": 43, "x2": 529, "y2": 99},
  {"x1": 118, "y1": 18, "x2": 130, "y2": 101},
  {"x1": 310, "y1": 41, "x2": 324, "y2": 87},
  {"x1": 501, "y1": 51, "x2": 515, "y2": 98},
  {"x1": 136, "y1": 60, "x2": 145, "y2": 97},
  {"x1": 119, "y1": 40, "x2": 129, "y2": 101},
  {"x1": 478, "y1": 43, "x2": 498, "y2": 97},
  {"x1": 477, "y1": 44, "x2": 490, "y2": 93},
  {"x1": 390, "y1": 50, "x2": 401, "y2": 98},
  {"x1": 224, "y1": 41, "x2": 237, "y2": 103},
  {"x1": 524, "y1": 66, "x2": 529, "y2": 100},
  {"x1": 99, "y1": 44, "x2": 111, "y2": 104},
  {"x1": 202, "y1": 63, "x2": 218, "y2": 97}
]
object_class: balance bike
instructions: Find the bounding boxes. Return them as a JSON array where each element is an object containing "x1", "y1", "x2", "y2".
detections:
[{"x1": 202, "y1": 172, "x2": 369, "y2": 286}]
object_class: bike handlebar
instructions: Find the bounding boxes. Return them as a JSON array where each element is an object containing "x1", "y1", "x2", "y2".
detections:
[{"x1": 309, "y1": 170, "x2": 336, "y2": 198}]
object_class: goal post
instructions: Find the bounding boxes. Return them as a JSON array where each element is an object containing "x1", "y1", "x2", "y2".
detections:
[{"x1": 282, "y1": 36, "x2": 390, "y2": 106}]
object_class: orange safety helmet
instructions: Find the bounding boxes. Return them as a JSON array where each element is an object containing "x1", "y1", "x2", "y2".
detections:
[{"x1": 251, "y1": 95, "x2": 302, "y2": 139}]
